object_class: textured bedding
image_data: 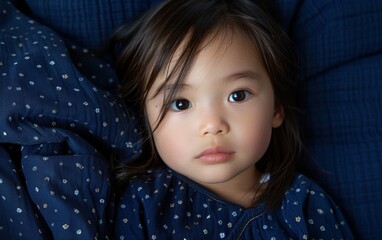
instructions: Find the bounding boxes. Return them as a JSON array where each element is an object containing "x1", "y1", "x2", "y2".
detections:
[{"x1": 0, "y1": 1, "x2": 142, "y2": 238}]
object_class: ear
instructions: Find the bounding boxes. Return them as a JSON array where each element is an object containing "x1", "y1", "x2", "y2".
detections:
[{"x1": 272, "y1": 105, "x2": 284, "y2": 128}]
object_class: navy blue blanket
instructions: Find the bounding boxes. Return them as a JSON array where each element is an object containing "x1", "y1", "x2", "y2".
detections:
[{"x1": 0, "y1": 1, "x2": 142, "y2": 238}]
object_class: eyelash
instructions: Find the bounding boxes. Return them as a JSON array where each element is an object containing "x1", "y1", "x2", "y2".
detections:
[
  {"x1": 228, "y1": 89, "x2": 252, "y2": 103},
  {"x1": 169, "y1": 89, "x2": 252, "y2": 112},
  {"x1": 170, "y1": 99, "x2": 192, "y2": 111}
]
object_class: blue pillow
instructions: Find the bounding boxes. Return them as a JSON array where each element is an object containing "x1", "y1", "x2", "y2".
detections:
[
  {"x1": 272, "y1": 0, "x2": 382, "y2": 239},
  {"x1": 20, "y1": 0, "x2": 163, "y2": 50}
]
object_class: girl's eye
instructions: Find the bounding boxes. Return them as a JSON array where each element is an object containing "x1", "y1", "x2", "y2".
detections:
[
  {"x1": 228, "y1": 90, "x2": 252, "y2": 102},
  {"x1": 170, "y1": 99, "x2": 192, "y2": 111}
]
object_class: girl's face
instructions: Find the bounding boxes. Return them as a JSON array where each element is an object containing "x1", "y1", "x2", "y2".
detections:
[{"x1": 145, "y1": 32, "x2": 284, "y2": 197}]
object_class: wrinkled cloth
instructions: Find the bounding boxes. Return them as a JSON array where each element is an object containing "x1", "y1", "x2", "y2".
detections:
[{"x1": 0, "y1": 1, "x2": 141, "y2": 238}]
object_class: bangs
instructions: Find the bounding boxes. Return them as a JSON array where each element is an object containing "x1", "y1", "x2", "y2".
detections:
[{"x1": 144, "y1": 26, "x2": 237, "y2": 128}]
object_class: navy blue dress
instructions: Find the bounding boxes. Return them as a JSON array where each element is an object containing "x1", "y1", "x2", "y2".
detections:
[{"x1": 115, "y1": 167, "x2": 354, "y2": 239}]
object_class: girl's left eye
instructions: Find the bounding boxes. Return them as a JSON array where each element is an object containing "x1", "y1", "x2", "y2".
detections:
[
  {"x1": 170, "y1": 99, "x2": 192, "y2": 111},
  {"x1": 228, "y1": 90, "x2": 252, "y2": 102}
]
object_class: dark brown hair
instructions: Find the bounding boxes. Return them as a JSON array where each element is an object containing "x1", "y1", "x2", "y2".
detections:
[{"x1": 111, "y1": 0, "x2": 301, "y2": 209}]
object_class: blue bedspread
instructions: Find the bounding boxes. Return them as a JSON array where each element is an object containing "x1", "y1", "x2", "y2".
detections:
[{"x1": 0, "y1": 1, "x2": 141, "y2": 238}]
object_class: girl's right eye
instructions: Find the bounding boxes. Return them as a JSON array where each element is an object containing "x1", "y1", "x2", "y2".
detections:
[{"x1": 170, "y1": 99, "x2": 192, "y2": 111}]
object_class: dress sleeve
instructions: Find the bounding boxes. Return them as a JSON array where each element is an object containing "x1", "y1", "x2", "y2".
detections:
[
  {"x1": 302, "y1": 183, "x2": 354, "y2": 239},
  {"x1": 279, "y1": 175, "x2": 354, "y2": 239},
  {"x1": 114, "y1": 184, "x2": 147, "y2": 240}
]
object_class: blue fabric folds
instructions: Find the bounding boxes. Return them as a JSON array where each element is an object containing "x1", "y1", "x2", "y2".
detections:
[
  {"x1": 0, "y1": 1, "x2": 141, "y2": 238},
  {"x1": 272, "y1": 0, "x2": 382, "y2": 239}
]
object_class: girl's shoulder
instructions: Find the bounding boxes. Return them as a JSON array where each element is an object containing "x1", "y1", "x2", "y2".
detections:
[
  {"x1": 279, "y1": 174, "x2": 353, "y2": 238},
  {"x1": 283, "y1": 174, "x2": 335, "y2": 206},
  {"x1": 288, "y1": 174, "x2": 327, "y2": 194}
]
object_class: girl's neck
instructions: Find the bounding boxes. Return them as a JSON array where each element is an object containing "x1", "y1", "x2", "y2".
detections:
[{"x1": 202, "y1": 167, "x2": 265, "y2": 209}]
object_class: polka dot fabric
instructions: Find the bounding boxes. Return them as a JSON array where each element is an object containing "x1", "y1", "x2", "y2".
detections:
[
  {"x1": 115, "y1": 168, "x2": 354, "y2": 239},
  {"x1": 0, "y1": 1, "x2": 140, "y2": 239}
]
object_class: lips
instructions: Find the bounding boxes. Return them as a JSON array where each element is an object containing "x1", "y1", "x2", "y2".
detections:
[{"x1": 195, "y1": 146, "x2": 235, "y2": 163}]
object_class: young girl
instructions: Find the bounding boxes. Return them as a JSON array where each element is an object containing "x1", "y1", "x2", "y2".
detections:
[{"x1": 112, "y1": 0, "x2": 354, "y2": 239}]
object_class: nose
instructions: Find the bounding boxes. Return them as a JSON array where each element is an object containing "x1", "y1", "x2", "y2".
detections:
[{"x1": 199, "y1": 108, "x2": 230, "y2": 136}]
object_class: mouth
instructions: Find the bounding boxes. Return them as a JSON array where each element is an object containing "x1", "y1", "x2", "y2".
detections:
[{"x1": 195, "y1": 146, "x2": 235, "y2": 164}]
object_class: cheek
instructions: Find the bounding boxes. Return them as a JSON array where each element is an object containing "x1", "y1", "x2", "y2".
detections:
[
  {"x1": 146, "y1": 101, "x2": 180, "y2": 165},
  {"x1": 146, "y1": 103, "x2": 161, "y2": 130},
  {"x1": 151, "y1": 117, "x2": 187, "y2": 167},
  {"x1": 234, "y1": 106, "x2": 274, "y2": 154},
  {"x1": 240, "y1": 116, "x2": 273, "y2": 141}
]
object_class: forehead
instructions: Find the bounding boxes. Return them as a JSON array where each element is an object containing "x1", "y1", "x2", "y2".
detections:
[{"x1": 150, "y1": 29, "x2": 260, "y2": 93}]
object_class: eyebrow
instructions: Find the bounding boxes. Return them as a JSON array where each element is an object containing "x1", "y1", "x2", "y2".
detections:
[
  {"x1": 225, "y1": 70, "x2": 261, "y2": 82},
  {"x1": 151, "y1": 70, "x2": 261, "y2": 99},
  {"x1": 152, "y1": 82, "x2": 190, "y2": 99}
]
